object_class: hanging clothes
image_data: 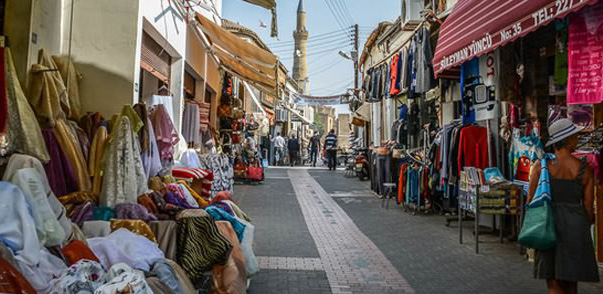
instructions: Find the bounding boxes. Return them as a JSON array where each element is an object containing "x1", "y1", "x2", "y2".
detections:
[
  {"x1": 457, "y1": 125, "x2": 490, "y2": 175},
  {"x1": 141, "y1": 116, "x2": 162, "y2": 180},
  {"x1": 389, "y1": 53, "x2": 401, "y2": 96},
  {"x1": 54, "y1": 119, "x2": 92, "y2": 192},
  {"x1": 182, "y1": 103, "x2": 201, "y2": 147},
  {"x1": 508, "y1": 129, "x2": 544, "y2": 180},
  {"x1": 52, "y1": 55, "x2": 82, "y2": 121},
  {"x1": 414, "y1": 27, "x2": 436, "y2": 94},
  {"x1": 100, "y1": 116, "x2": 148, "y2": 208},
  {"x1": 42, "y1": 128, "x2": 78, "y2": 196},
  {"x1": 151, "y1": 104, "x2": 180, "y2": 164},
  {"x1": 28, "y1": 49, "x2": 68, "y2": 127},
  {"x1": 88, "y1": 126, "x2": 108, "y2": 195}
]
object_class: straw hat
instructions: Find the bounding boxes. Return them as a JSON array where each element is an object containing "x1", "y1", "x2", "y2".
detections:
[{"x1": 546, "y1": 118, "x2": 584, "y2": 147}]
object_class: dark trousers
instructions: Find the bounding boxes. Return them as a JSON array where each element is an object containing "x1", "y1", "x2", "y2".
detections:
[
  {"x1": 289, "y1": 151, "x2": 299, "y2": 166},
  {"x1": 310, "y1": 148, "x2": 318, "y2": 166},
  {"x1": 326, "y1": 149, "x2": 337, "y2": 170}
]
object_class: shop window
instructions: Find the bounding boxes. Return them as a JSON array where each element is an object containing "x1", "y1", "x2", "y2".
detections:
[
  {"x1": 184, "y1": 71, "x2": 196, "y2": 99},
  {"x1": 141, "y1": 32, "x2": 171, "y2": 84}
]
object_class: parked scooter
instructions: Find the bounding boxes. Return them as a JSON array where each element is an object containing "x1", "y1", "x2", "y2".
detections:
[{"x1": 354, "y1": 148, "x2": 370, "y2": 180}]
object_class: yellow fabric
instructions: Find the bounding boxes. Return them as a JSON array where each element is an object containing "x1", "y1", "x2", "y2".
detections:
[
  {"x1": 88, "y1": 126, "x2": 108, "y2": 195},
  {"x1": 162, "y1": 175, "x2": 176, "y2": 184},
  {"x1": 57, "y1": 192, "x2": 98, "y2": 217},
  {"x1": 2, "y1": 48, "x2": 50, "y2": 163},
  {"x1": 109, "y1": 105, "x2": 143, "y2": 139},
  {"x1": 28, "y1": 49, "x2": 68, "y2": 127},
  {"x1": 54, "y1": 119, "x2": 92, "y2": 191},
  {"x1": 110, "y1": 219, "x2": 157, "y2": 243},
  {"x1": 149, "y1": 177, "x2": 164, "y2": 192},
  {"x1": 52, "y1": 55, "x2": 82, "y2": 120},
  {"x1": 177, "y1": 180, "x2": 209, "y2": 207}
]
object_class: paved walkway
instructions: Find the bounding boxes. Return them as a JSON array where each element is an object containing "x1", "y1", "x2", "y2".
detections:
[{"x1": 235, "y1": 167, "x2": 603, "y2": 294}]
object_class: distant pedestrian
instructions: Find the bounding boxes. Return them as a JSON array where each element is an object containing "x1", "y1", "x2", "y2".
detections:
[
  {"x1": 324, "y1": 129, "x2": 338, "y2": 171},
  {"x1": 528, "y1": 119, "x2": 600, "y2": 293},
  {"x1": 271, "y1": 132, "x2": 286, "y2": 166},
  {"x1": 309, "y1": 131, "x2": 321, "y2": 167},
  {"x1": 288, "y1": 134, "x2": 300, "y2": 166}
]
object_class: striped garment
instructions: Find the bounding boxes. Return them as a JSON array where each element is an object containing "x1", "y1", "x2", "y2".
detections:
[
  {"x1": 171, "y1": 167, "x2": 214, "y2": 199},
  {"x1": 325, "y1": 134, "x2": 338, "y2": 149},
  {"x1": 176, "y1": 209, "x2": 232, "y2": 284}
]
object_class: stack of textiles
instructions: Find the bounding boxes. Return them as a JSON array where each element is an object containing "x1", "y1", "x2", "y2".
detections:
[{"x1": 200, "y1": 154, "x2": 234, "y2": 197}]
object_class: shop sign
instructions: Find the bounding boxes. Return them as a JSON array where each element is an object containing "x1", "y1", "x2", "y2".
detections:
[
  {"x1": 291, "y1": 93, "x2": 343, "y2": 105},
  {"x1": 475, "y1": 51, "x2": 500, "y2": 122},
  {"x1": 437, "y1": 0, "x2": 592, "y2": 74}
]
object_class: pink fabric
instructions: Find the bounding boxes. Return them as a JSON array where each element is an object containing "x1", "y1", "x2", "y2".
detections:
[
  {"x1": 151, "y1": 105, "x2": 179, "y2": 161},
  {"x1": 573, "y1": 151, "x2": 601, "y2": 183},
  {"x1": 567, "y1": 1, "x2": 603, "y2": 105}
]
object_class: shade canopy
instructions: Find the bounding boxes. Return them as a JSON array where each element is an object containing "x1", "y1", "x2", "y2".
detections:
[{"x1": 433, "y1": 0, "x2": 597, "y2": 77}]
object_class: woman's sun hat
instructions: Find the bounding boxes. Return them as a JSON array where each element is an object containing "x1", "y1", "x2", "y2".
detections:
[{"x1": 546, "y1": 118, "x2": 584, "y2": 147}]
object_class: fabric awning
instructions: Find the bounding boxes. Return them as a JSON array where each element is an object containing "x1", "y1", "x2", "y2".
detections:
[
  {"x1": 433, "y1": 0, "x2": 597, "y2": 77},
  {"x1": 354, "y1": 103, "x2": 371, "y2": 121},
  {"x1": 243, "y1": 0, "x2": 278, "y2": 37},
  {"x1": 195, "y1": 13, "x2": 278, "y2": 94},
  {"x1": 283, "y1": 104, "x2": 313, "y2": 125}
]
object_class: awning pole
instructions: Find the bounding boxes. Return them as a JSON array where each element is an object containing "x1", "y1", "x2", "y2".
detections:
[{"x1": 244, "y1": 81, "x2": 267, "y2": 116}]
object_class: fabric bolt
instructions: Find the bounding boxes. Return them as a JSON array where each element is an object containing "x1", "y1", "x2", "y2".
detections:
[
  {"x1": 149, "y1": 177, "x2": 164, "y2": 193},
  {"x1": 114, "y1": 203, "x2": 158, "y2": 222},
  {"x1": 177, "y1": 180, "x2": 209, "y2": 207},
  {"x1": 0, "y1": 257, "x2": 36, "y2": 294},
  {"x1": 205, "y1": 206, "x2": 246, "y2": 242},
  {"x1": 81, "y1": 221, "x2": 112, "y2": 239},
  {"x1": 212, "y1": 221, "x2": 248, "y2": 294},
  {"x1": 176, "y1": 209, "x2": 233, "y2": 283},
  {"x1": 138, "y1": 194, "x2": 159, "y2": 216},
  {"x1": 49, "y1": 259, "x2": 106, "y2": 294},
  {"x1": 2, "y1": 153, "x2": 72, "y2": 240},
  {"x1": 211, "y1": 202, "x2": 236, "y2": 217},
  {"x1": 92, "y1": 206, "x2": 115, "y2": 221},
  {"x1": 457, "y1": 125, "x2": 490, "y2": 175},
  {"x1": 151, "y1": 104, "x2": 180, "y2": 163},
  {"x1": 94, "y1": 263, "x2": 153, "y2": 294},
  {"x1": 110, "y1": 219, "x2": 157, "y2": 243},
  {"x1": 172, "y1": 166, "x2": 213, "y2": 199},
  {"x1": 179, "y1": 148, "x2": 202, "y2": 168},
  {"x1": 70, "y1": 121, "x2": 90, "y2": 163},
  {"x1": 1, "y1": 47, "x2": 50, "y2": 163},
  {"x1": 88, "y1": 125, "x2": 108, "y2": 195},
  {"x1": 100, "y1": 116, "x2": 148, "y2": 208},
  {"x1": 178, "y1": 183, "x2": 201, "y2": 208},
  {"x1": 164, "y1": 191, "x2": 195, "y2": 209},
  {"x1": 148, "y1": 221, "x2": 178, "y2": 260},
  {"x1": 62, "y1": 240, "x2": 99, "y2": 266},
  {"x1": 149, "y1": 191, "x2": 182, "y2": 220},
  {"x1": 182, "y1": 103, "x2": 201, "y2": 146},
  {"x1": 70, "y1": 202, "x2": 97, "y2": 227},
  {"x1": 166, "y1": 183, "x2": 198, "y2": 208},
  {"x1": 5, "y1": 168, "x2": 67, "y2": 247},
  {"x1": 148, "y1": 259, "x2": 183, "y2": 294},
  {"x1": 58, "y1": 192, "x2": 98, "y2": 219},
  {"x1": 87, "y1": 229, "x2": 164, "y2": 272},
  {"x1": 28, "y1": 49, "x2": 68, "y2": 127},
  {"x1": 42, "y1": 128, "x2": 78, "y2": 196},
  {"x1": 51, "y1": 55, "x2": 82, "y2": 120},
  {"x1": 54, "y1": 119, "x2": 91, "y2": 191},
  {"x1": 222, "y1": 200, "x2": 252, "y2": 223}
]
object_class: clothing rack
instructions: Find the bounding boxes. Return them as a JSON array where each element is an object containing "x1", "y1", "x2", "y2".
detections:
[{"x1": 365, "y1": 21, "x2": 426, "y2": 71}]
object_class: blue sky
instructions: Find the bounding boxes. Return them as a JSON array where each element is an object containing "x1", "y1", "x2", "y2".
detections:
[{"x1": 223, "y1": 0, "x2": 401, "y2": 113}]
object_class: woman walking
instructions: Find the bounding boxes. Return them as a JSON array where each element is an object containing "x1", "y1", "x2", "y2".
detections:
[{"x1": 528, "y1": 119, "x2": 600, "y2": 294}]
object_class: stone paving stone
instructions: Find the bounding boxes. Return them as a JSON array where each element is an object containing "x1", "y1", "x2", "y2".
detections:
[
  {"x1": 248, "y1": 269, "x2": 331, "y2": 294},
  {"x1": 310, "y1": 169, "x2": 603, "y2": 294},
  {"x1": 235, "y1": 168, "x2": 320, "y2": 258}
]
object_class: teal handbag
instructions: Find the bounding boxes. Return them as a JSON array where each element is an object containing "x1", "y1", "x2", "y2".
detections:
[{"x1": 518, "y1": 154, "x2": 557, "y2": 250}]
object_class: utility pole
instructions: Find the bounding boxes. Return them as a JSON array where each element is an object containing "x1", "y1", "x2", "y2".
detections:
[{"x1": 354, "y1": 24, "x2": 359, "y2": 94}]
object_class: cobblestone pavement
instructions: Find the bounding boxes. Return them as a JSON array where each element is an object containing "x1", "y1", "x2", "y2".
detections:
[{"x1": 235, "y1": 167, "x2": 603, "y2": 294}]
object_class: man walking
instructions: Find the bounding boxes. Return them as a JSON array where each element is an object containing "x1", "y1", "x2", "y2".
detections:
[
  {"x1": 309, "y1": 131, "x2": 321, "y2": 167},
  {"x1": 288, "y1": 134, "x2": 300, "y2": 166},
  {"x1": 324, "y1": 129, "x2": 338, "y2": 171},
  {"x1": 271, "y1": 132, "x2": 286, "y2": 166}
]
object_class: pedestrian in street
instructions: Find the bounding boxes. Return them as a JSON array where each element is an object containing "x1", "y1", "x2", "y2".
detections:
[
  {"x1": 528, "y1": 119, "x2": 600, "y2": 293},
  {"x1": 288, "y1": 134, "x2": 300, "y2": 166},
  {"x1": 271, "y1": 132, "x2": 286, "y2": 166},
  {"x1": 309, "y1": 131, "x2": 321, "y2": 167},
  {"x1": 324, "y1": 129, "x2": 338, "y2": 171}
]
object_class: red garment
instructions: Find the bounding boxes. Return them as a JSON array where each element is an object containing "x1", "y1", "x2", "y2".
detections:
[
  {"x1": 0, "y1": 257, "x2": 36, "y2": 294},
  {"x1": 389, "y1": 54, "x2": 401, "y2": 96},
  {"x1": 62, "y1": 240, "x2": 99, "y2": 266},
  {"x1": 398, "y1": 164, "x2": 408, "y2": 205},
  {"x1": 515, "y1": 156, "x2": 531, "y2": 182},
  {"x1": 421, "y1": 168, "x2": 430, "y2": 200},
  {"x1": 457, "y1": 125, "x2": 490, "y2": 175}
]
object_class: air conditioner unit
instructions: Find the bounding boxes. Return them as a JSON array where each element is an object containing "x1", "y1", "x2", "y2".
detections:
[{"x1": 401, "y1": 0, "x2": 423, "y2": 24}]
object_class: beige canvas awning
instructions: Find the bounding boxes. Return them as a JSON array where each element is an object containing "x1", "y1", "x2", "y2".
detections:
[
  {"x1": 195, "y1": 13, "x2": 277, "y2": 95},
  {"x1": 353, "y1": 103, "x2": 371, "y2": 123}
]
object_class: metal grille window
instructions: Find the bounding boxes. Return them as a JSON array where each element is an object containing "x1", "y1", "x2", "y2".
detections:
[{"x1": 141, "y1": 32, "x2": 171, "y2": 84}]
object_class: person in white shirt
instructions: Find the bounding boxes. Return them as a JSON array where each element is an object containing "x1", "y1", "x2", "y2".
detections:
[{"x1": 271, "y1": 132, "x2": 286, "y2": 166}]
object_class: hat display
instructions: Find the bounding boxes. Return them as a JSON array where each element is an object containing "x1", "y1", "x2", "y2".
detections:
[{"x1": 545, "y1": 118, "x2": 584, "y2": 147}]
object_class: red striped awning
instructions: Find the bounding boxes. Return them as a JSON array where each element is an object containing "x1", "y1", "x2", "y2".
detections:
[{"x1": 433, "y1": 0, "x2": 598, "y2": 77}]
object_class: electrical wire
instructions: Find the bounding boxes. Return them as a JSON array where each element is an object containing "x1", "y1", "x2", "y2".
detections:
[
  {"x1": 266, "y1": 28, "x2": 351, "y2": 46},
  {"x1": 279, "y1": 42, "x2": 352, "y2": 60},
  {"x1": 271, "y1": 36, "x2": 352, "y2": 54},
  {"x1": 323, "y1": 0, "x2": 350, "y2": 32},
  {"x1": 267, "y1": 32, "x2": 353, "y2": 50},
  {"x1": 330, "y1": 0, "x2": 354, "y2": 28},
  {"x1": 309, "y1": 58, "x2": 345, "y2": 77}
]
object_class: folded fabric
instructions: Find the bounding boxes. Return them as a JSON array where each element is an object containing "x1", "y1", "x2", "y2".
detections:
[
  {"x1": 0, "y1": 243, "x2": 17, "y2": 268},
  {"x1": 205, "y1": 206, "x2": 246, "y2": 242},
  {"x1": 149, "y1": 176, "x2": 164, "y2": 192},
  {"x1": 177, "y1": 180, "x2": 209, "y2": 207},
  {"x1": 149, "y1": 191, "x2": 181, "y2": 220},
  {"x1": 138, "y1": 194, "x2": 159, "y2": 215},
  {"x1": 176, "y1": 209, "x2": 232, "y2": 284},
  {"x1": 58, "y1": 191, "x2": 98, "y2": 218},
  {"x1": 42, "y1": 128, "x2": 78, "y2": 197},
  {"x1": 62, "y1": 240, "x2": 99, "y2": 266},
  {"x1": 148, "y1": 221, "x2": 178, "y2": 260},
  {"x1": 148, "y1": 259, "x2": 183, "y2": 294},
  {"x1": 212, "y1": 221, "x2": 247, "y2": 294},
  {"x1": 110, "y1": 219, "x2": 157, "y2": 243},
  {"x1": 210, "y1": 191, "x2": 235, "y2": 205},
  {"x1": 87, "y1": 228, "x2": 164, "y2": 272},
  {"x1": 211, "y1": 201, "x2": 236, "y2": 216},
  {"x1": 0, "y1": 256, "x2": 36, "y2": 294},
  {"x1": 81, "y1": 221, "x2": 111, "y2": 238},
  {"x1": 16, "y1": 247, "x2": 67, "y2": 293},
  {"x1": 94, "y1": 263, "x2": 152, "y2": 294},
  {"x1": 70, "y1": 202, "x2": 97, "y2": 227},
  {"x1": 165, "y1": 259, "x2": 196, "y2": 294},
  {"x1": 164, "y1": 191, "x2": 195, "y2": 209},
  {"x1": 49, "y1": 259, "x2": 106, "y2": 294},
  {"x1": 92, "y1": 206, "x2": 115, "y2": 221},
  {"x1": 222, "y1": 200, "x2": 251, "y2": 223},
  {"x1": 114, "y1": 203, "x2": 158, "y2": 222}
]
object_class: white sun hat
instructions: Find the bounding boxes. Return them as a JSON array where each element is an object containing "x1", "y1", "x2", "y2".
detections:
[{"x1": 546, "y1": 118, "x2": 584, "y2": 147}]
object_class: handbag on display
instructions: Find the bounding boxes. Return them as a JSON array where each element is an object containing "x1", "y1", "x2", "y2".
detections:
[
  {"x1": 518, "y1": 154, "x2": 556, "y2": 250},
  {"x1": 234, "y1": 161, "x2": 247, "y2": 178},
  {"x1": 247, "y1": 162, "x2": 264, "y2": 181}
]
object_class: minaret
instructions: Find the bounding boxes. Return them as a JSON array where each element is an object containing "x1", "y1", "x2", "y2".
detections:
[{"x1": 293, "y1": 0, "x2": 309, "y2": 94}]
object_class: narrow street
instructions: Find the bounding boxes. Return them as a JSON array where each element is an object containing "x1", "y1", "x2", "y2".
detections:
[{"x1": 236, "y1": 167, "x2": 603, "y2": 294}]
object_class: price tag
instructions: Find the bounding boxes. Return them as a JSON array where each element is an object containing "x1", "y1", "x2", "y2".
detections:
[{"x1": 480, "y1": 185, "x2": 490, "y2": 193}]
